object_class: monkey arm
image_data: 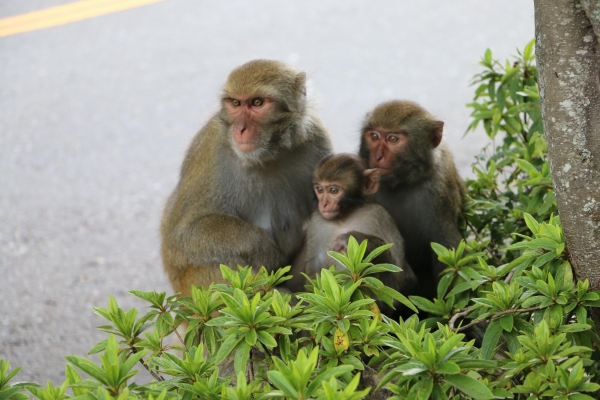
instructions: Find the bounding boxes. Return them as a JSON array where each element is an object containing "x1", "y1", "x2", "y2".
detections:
[
  {"x1": 286, "y1": 242, "x2": 310, "y2": 293},
  {"x1": 172, "y1": 213, "x2": 287, "y2": 271}
]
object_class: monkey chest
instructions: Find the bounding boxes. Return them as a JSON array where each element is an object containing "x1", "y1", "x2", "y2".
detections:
[
  {"x1": 376, "y1": 187, "x2": 436, "y2": 241},
  {"x1": 244, "y1": 186, "x2": 312, "y2": 249}
]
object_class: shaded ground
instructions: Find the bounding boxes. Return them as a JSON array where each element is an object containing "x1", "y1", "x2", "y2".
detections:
[{"x1": 0, "y1": 0, "x2": 534, "y2": 384}]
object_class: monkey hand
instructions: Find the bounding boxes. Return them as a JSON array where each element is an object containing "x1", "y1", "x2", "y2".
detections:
[
  {"x1": 333, "y1": 230, "x2": 390, "y2": 256},
  {"x1": 332, "y1": 236, "x2": 348, "y2": 254}
]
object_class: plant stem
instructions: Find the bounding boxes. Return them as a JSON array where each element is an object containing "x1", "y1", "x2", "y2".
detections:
[
  {"x1": 504, "y1": 268, "x2": 517, "y2": 284},
  {"x1": 174, "y1": 325, "x2": 189, "y2": 353},
  {"x1": 131, "y1": 348, "x2": 164, "y2": 382},
  {"x1": 456, "y1": 306, "x2": 543, "y2": 332},
  {"x1": 449, "y1": 308, "x2": 471, "y2": 331}
]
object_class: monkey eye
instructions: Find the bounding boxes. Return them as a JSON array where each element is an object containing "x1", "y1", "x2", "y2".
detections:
[
  {"x1": 328, "y1": 187, "x2": 339, "y2": 195},
  {"x1": 387, "y1": 134, "x2": 400, "y2": 144},
  {"x1": 314, "y1": 185, "x2": 324, "y2": 194},
  {"x1": 230, "y1": 99, "x2": 241, "y2": 107},
  {"x1": 368, "y1": 131, "x2": 381, "y2": 141},
  {"x1": 252, "y1": 98, "x2": 265, "y2": 107}
]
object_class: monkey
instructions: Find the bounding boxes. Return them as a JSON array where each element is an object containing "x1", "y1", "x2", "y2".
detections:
[
  {"x1": 161, "y1": 59, "x2": 333, "y2": 297},
  {"x1": 287, "y1": 153, "x2": 417, "y2": 316},
  {"x1": 358, "y1": 100, "x2": 465, "y2": 300}
]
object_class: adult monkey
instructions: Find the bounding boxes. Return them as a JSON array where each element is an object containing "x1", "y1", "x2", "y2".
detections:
[
  {"x1": 359, "y1": 100, "x2": 465, "y2": 300},
  {"x1": 161, "y1": 60, "x2": 333, "y2": 297}
]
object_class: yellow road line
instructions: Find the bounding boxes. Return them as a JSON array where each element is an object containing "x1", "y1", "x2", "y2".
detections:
[{"x1": 0, "y1": 0, "x2": 167, "y2": 38}]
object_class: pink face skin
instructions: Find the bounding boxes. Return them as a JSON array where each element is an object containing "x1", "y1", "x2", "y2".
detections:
[
  {"x1": 364, "y1": 129, "x2": 407, "y2": 175},
  {"x1": 314, "y1": 181, "x2": 345, "y2": 220},
  {"x1": 224, "y1": 96, "x2": 274, "y2": 153}
]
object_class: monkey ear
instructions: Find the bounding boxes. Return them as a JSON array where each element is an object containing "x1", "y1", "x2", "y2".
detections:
[
  {"x1": 295, "y1": 72, "x2": 307, "y2": 96},
  {"x1": 432, "y1": 121, "x2": 444, "y2": 148},
  {"x1": 363, "y1": 169, "x2": 380, "y2": 195}
]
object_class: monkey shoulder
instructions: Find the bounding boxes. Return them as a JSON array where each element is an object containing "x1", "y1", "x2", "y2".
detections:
[
  {"x1": 349, "y1": 203, "x2": 395, "y2": 226},
  {"x1": 431, "y1": 144, "x2": 464, "y2": 211},
  {"x1": 162, "y1": 119, "x2": 225, "y2": 226},
  {"x1": 301, "y1": 121, "x2": 333, "y2": 162},
  {"x1": 357, "y1": 203, "x2": 405, "y2": 242},
  {"x1": 180, "y1": 117, "x2": 225, "y2": 172}
]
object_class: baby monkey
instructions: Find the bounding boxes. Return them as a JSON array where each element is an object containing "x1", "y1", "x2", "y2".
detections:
[{"x1": 287, "y1": 153, "x2": 417, "y2": 316}]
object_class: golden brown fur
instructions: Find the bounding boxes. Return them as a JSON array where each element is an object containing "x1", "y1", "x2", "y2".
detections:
[{"x1": 162, "y1": 60, "x2": 332, "y2": 296}]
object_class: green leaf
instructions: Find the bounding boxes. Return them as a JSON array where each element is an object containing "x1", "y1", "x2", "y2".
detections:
[
  {"x1": 444, "y1": 374, "x2": 494, "y2": 399},
  {"x1": 257, "y1": 331, "x2": 278, "y2": 348},
  {"x1": 245, "y1": 329, "x2": 257, "y2": 346},
  {"x1": 437, "y1": 273, "x2": 453, "y2": 299},
  {"x1": 88, "y1": 340, "x2": 109, "y2": 355},
  {"x1": 409, "y1": 296, "x2": 439, "y2": 314},
  {"x1": 267, "y1": 371, "x2": 298, "y2": 398},
  {"x1": 437, "y1": 362, "x2": 460, "y2": 375},
  {"x1": 65, "y1": 356, "x2": 108, "y2": 385},
  {"x1": 0, "y1": 387, "x2": 22, "y2": 400},
  {"x1": 481, "y1": 319, "x2": 502, "y2": 359},
  {"x1": 307, "y1": 365, "x2": 354, "y2": 396},
  {"x1": 234, "y1": 342, "x2": 251, "y2": 376},
  {"x1": 523, "y1": 39, "x2": 535, "y2": 61},
  {"x1": 408, "y1": 377, "x2": 434, "y2": 400},
  {"x1": 363, "y1": 243, "x2": 393, "y2": 263},
  {"x1": 455, "y1": 359, "x2": 498, "y2": 369},
  {"x1": 499, "y1": 314, "x2": 514, "y2": 332},
  {"x1": 214, "y1": 335, "x2": 243, "y2": 364},
  {"x1": 431, "y1": 383, "x2": 448, "y2": 400},
  {"x1": 523, "y1": 213, "x2": 540, "y2": 234}
]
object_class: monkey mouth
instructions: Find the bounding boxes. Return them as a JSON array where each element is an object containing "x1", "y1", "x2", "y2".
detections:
[
  {"x1": 235, "y1": 142, "x2": 260, "y2": 153},
  {"x1": 320, "y1": 210, "x2": 339, "y2": 220}
]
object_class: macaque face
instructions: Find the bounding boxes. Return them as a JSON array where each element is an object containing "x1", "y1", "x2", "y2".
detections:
[
  {"x1": 364, "y1": 128, "x2": 407, "y2": 175},
  {"x1": 224, "y1": 95, "x2": 274, "y2": 153},
  {"x1": 314, "y1": 181, "x2": 345, "y2": 220}
]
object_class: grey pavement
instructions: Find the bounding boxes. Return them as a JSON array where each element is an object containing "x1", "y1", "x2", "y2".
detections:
[{"x1": 0, "y1": 0, "x2": 534, "y2": 384}]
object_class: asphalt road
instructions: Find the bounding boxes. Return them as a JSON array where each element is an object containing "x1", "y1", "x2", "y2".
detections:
[{"x1": 0, "y1": 0, "x2": 534, "y2": 385}]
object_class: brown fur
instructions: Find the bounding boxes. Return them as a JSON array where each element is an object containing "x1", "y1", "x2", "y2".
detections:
[
  {"x1": 359, "y1": 100, "x2": 465, "y2": 300},
  {"x1": 161, "y1": 60, "x2": 332, "y2": 296},
  {"x1": 287, "y1": 153, "x2": 417, "y2": 317}
]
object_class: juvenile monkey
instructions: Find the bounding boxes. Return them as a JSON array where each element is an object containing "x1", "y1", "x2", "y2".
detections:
[
  {"x1": 359, "y1": 100, "x2": 465, "y2": 300},
  {"x1": 161, "y1": 60, "x2": 333, "y2": 297},
  {"x1": 287, "y1": 153, "x2": 417, "y2": 311}
]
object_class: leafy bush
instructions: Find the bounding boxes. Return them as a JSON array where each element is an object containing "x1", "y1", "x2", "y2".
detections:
[{"x1": 3, "y1": 41, "x2": 600, "y2": 399}]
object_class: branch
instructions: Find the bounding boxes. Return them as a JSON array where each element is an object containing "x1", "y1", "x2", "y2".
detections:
[
  {"x1": 456, "y1": 306, "x2": 543, "y2": 332},
  {"x1": 448, "y1": 269, "x2": 517, "y2": 332},
  {"x1": 131, "y1": 347, "x2": 164, "y2": 382},
  {"x1": 504, "y1": 268, "x2": 517, "y2": 284},
  {"x1": 448, "y1": 308, "x2": 471, "y2": 331},
  {"x1": 139, "y1": 359, "x2": 164, "y2": 382},
  {"x1": 174, "y1": 325, "x2": 189, "y2": 353}
]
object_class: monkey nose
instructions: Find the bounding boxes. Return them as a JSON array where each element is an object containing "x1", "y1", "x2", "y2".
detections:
[{"x1": 234, "y1": 122, "x2": 247, "y2": 133}]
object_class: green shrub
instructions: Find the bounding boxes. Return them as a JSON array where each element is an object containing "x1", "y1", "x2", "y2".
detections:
[{"x1": 3, "y1": 41, "x2": 600, "y2": 399}]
